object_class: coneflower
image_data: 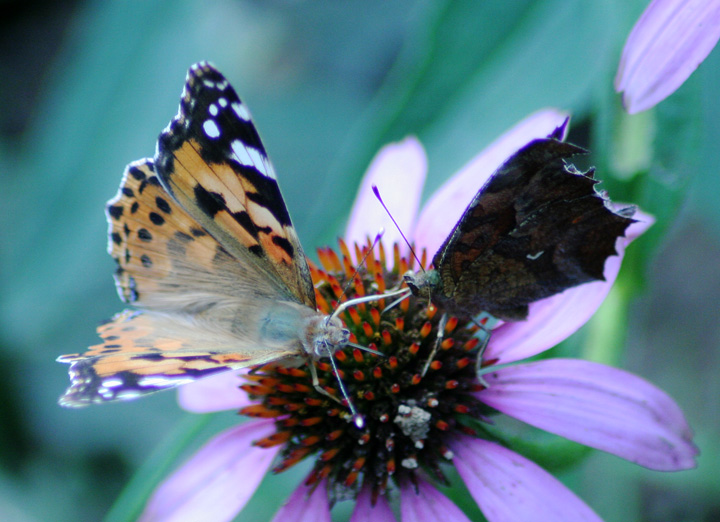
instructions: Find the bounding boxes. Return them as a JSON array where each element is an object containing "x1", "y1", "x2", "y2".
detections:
[{"x1": 140, "y1": 113, "x2": 696, "y2": 522}]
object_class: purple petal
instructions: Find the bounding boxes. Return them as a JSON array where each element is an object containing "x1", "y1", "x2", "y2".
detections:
[
  {"x1": 478, "y1": 359, "x2": 698, "y2": 470},
  {"x1": 485, "y1": 211, "x2": 653, "y2": 364},
  {"x1": 345, "y1": 137, "x2": 427, "y2": 258},
  {"x1": 616, "y1": 0, "x2": 720, "y2": 113},
  {"x1": 414, "y1": 109, "x2": 568, "y2": 257},
  {"x1": 400, "y1": 477, "x2": 471, "y2": 522},
  {"x1": 350, "y1": 485, "x2": 396, "y2": 522},
  {"x1": 620, "y1": 207, "x2": 656, "y2": 242},
  {"x1": 178, "y1": 370, "x2": 251, "y2": 413},
  {"x1": 451, "y1": 437, "x2": 603, "y2": 522},
  {"x1": 139, "y1": 419, "x2": 278, "y2": 522},
  {"x1": 271, "y1": 480, "x2": 331, "y2": 522}
]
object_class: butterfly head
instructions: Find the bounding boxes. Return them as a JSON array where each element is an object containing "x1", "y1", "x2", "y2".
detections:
[
  {"x1": 403, "y1": 269, "x2": 440, "y2": 300},
  {"x1": 306, "y1": 315, "x2": 350, "y2": 359}
]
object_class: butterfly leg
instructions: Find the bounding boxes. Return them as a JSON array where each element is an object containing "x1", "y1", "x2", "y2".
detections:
[
  {"x1": 421, "y1": 313, "x2": 448, "y2": 376},
  {"x1": 308, "y1": 356, "x2": 364, "y2": 428},
  {"x1": 381, "y1": 288, "x2": 412, "y2": 314},
  {"x1": 471, "y1": 316, "x2": 493, "y2": 387}
]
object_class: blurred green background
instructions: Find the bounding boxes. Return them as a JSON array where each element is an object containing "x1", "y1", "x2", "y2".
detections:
[{"x1": 1, "y1": 1, "x2": 719, "y2": 521}]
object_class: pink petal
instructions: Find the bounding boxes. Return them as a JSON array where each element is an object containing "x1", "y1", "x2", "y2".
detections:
[
  {"x1": 350, "y1": 485, "x2": 396, "y2": 522},
  {"x1": 177, "y1": 370, "x2": 252, "y2": 413},
  {"x1": 478, "y1": 359, "x2": 698, "y2": 470},
  {"x1": 616, "y1": 0, "x2": 720, "y2": 113},
  {"x1": 485, "y1": 211, "x2": 653, "y2": 364},
  {"x1": 414, "y1": 109, "x2": 568, "y2": 257},
  {"x1": 451, "y1": 437, "x2": 603, "y2": 522},
  {"x1": 400, "y1": 477, "x2": 471, "y2": 522},
  {"x1": 345, "y1": 137, "x2": 427, "y2": 258},
  {"x1": 271, "y1": 480, "x2": 331, "y2": 522},
  {"x1": 139, "y1": 419, "x2": 278, "y2": 522}
]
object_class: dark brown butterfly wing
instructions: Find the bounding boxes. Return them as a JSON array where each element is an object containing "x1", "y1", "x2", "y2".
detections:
[{"x1": 420, "y1": 126, "x2": 635, "y2": 320}]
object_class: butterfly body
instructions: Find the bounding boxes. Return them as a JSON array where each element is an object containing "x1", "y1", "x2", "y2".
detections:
[
  {"x1": 58, "y1": 62, "x2": 351, "y2": 407},
  {"x1": 405, "y1": 127, "x2": 636, "y2": 321}
]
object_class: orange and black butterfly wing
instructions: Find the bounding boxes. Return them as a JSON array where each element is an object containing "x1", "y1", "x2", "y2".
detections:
[{"x1": 57, "y1": 63, "x2": 319, "y2": 406}]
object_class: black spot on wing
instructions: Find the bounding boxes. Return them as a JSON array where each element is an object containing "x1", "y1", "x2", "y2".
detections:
[
  {"x1": 174, "y1": 231, "x2": 193, "y2": 243},
  {"x1": 272, "y1": 235, "x2": 294, "y2": 258},
  {"x1": 149, "y1": 212, "x2": 165, "y2": 226},
  {"x1": 138, "y1": 228, "x2": 152, "y2": 242},
  {"x1": 136, "y1": 352, "x2": 165, "y2": 361},
  {"x1": 138, "y1": 176, "x2": 161, "y2": 196},
  {"x1": 128, "y1": 166, "x2": 147, "y2": 181},
  {"x1": 243, "y1": 169, "x2": 291, "y2": 227},
  {"x1": 194, "y1": 184, "x2": 225, "y2": 218},
  {"x1": 155, "y1": 197, "x2": 172, "y2": 214},
  {"x1": 108, "y1": 205, "x2": 123, "y2": 220},
  {"x1": 232, "y1": 210, "x2": 270, "y2": 240}
]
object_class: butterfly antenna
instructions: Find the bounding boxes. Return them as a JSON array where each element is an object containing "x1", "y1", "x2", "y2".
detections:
[
  {"x1": 372, "y1": 185, "x2": 425, "y2": 272},
  {"x1": 382, "y1": 289, "x2": 412, "y2": 315},
  {"x1": 329, "y1": 287, "x2": 410, "y2": 323}
]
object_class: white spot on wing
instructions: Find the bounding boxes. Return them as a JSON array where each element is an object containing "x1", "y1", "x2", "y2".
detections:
[
  {"x1": 264, "y1": 162, "x2": 277, "y2": 178},
  {"x1": 139, "y1": 376, "x2": 194, "y2": 387},
  {"x1": 232, "y1": 102, "x2": 251, "y2": 121},
  {"x1": 231, "y1": 140, "x2": 269, "y2": 176},
  {"x1": 218, "y1": 98, "x2": 228, "y2": 107},
  {"x1": 526, "y1": 251, "x2": 544, "y2": 260},
  {"x1": 203, "y1": 120, "x2": 220, "y2": 139},
  {"x1": 209, "y1": 104, "x2": 218, "y2": 116},
  {"x1": 115, "y1": 390, "x2": 143, "y2": 400},
  {"x1": 103, "y1": 378, "x2": 123, "y2": 388}
]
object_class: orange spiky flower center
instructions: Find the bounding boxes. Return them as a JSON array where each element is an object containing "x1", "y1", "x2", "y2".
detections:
[{"x1": 239, "y1": 240, "x2": 493, "y2": 503}]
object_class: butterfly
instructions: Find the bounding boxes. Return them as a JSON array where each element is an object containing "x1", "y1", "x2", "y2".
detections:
[
  {"x1": 58, "y1": 62, "x2": 372, "y2": 409},
  {"x1": 404, "y1": 121, "x2": 637, "y2": 322}
]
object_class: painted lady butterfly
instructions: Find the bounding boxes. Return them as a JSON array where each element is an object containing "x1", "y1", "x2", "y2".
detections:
[
  {"x1": 58, "y1": 62, "x2": 373, "y2": 408},
  {"x1": 405, "y1": 122, "x2": 636, "y2": 321}
]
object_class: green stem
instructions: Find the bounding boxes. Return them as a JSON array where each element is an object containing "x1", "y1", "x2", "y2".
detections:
[
  {"x1": 583, "y1": 273, "x2": 631, "y2": 366},
  {"x1": 611, "y1": 109, "x2": 655, "y2": 180}
]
